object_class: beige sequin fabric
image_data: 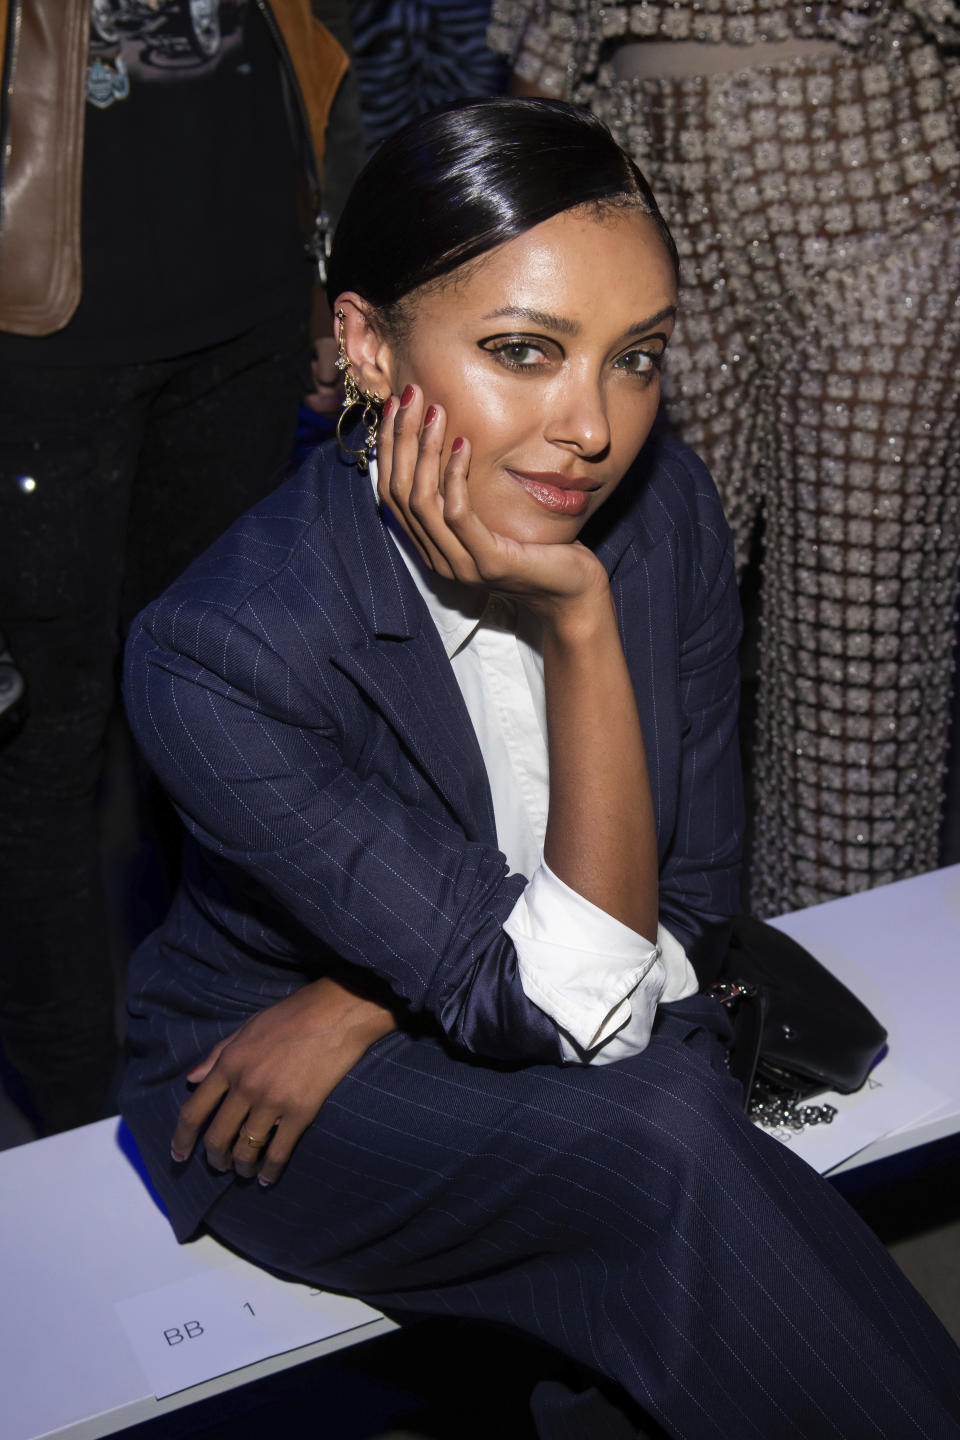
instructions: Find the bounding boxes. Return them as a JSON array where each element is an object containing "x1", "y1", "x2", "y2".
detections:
[
  {"x1": 489, "y1": 1, "x2": 960, "y2": 95},
  {"x1": 490, "y1": 6, "x2": 960, "y2": 915}
]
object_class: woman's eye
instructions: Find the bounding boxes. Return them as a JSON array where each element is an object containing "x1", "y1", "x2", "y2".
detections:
[
  {"x1": 615, "y1": 349, "x2": 661, "y2": 376},
  {"x1": 493, "y1": 341, "x2": 545, "y2": 367},
  {"x1": 479, "y1": 335, "x2": 555, "y2": 370}
]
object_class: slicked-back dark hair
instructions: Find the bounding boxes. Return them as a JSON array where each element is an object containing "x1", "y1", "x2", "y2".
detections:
[{"x1": 326, "y1": 97, "x2": 678, "y2": 315}]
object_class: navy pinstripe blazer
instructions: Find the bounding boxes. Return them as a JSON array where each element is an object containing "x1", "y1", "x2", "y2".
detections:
[{"x1": 121, "y1": 430, "x2": 743, "y2": 1237}]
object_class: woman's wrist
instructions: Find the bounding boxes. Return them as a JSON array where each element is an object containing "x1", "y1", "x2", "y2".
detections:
[
  {"x1": 539, "y1": 582, "x2": 618, "y2": 651},
  {"x1": 356, "y1": 1000, "x2": 398, "y2": 1045},
  {"x1": 308, "y1": 977, "x2": 397, "y2": 1045}
]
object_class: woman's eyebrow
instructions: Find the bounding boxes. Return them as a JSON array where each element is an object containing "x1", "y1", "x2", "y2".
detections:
[
  {"x1": 616, "y1": 306, "x2": 677, "y2": 342},
  {"x1": 479, "y1": 304, "x2": 677, "y2": 339},
  {"x1": 480, "y1": 306, "x2": 578, "y2": 334}
]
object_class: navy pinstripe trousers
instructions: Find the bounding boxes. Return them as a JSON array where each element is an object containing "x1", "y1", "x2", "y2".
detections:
[{"x1": 202, "y1": 998, "x2": 960, "y2": 1440}]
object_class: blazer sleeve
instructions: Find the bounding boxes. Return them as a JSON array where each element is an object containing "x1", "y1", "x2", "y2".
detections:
[
  {"x1": 124, "y1": 597, "x2": 564, "y2": 1066},
  {"x1": 656, "y1": 461, "x2": 744, "y2": 985}
]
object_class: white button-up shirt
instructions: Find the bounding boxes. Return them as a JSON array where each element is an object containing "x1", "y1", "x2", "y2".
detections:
[{"x1": 374, "y1": 471, "x2": 698, "y2": 1062}]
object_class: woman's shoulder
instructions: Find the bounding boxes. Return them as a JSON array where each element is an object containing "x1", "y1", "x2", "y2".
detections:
[
  {"x1": 126, "y1": 439, "x2": 389, "y2": 683},
  {"x1": 174, "y1": 440, "x2": 350, "y2": 604},
  {"x1": 145, "y1": 440, "x2": 375, "y2": 622},
  {"x1": 587, "y1": 429, "x2": 733, "y2": 578}
]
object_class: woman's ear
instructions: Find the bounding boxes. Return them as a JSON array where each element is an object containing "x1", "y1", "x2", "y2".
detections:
[{"x1": 333, "y1": 293, "x2": 396, "y2": 401}]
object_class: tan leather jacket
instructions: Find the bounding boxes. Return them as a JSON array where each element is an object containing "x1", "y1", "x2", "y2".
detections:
[{"x1": 0, "y1": 0, "x2": 348, "y2": 335}]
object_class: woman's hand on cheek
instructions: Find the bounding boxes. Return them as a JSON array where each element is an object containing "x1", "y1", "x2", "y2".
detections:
[
  {"x1": 441, "y1": 446, "x2": 609, "y2": 625},
  {"x1": 377, "y1": 386, "x2": 469, "y2": 579},
  {"x1": 169, "y1": 978, "x2": 396, "y2": 1187},
  {"x1": 377, "y1": 385, "x2": 608, "y2": 622}
]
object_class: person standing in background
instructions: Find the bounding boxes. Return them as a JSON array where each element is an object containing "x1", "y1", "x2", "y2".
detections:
[
  {"x1": 490, "y1": 0, "x2": 960, "y2": 917},
  {"x1": 0, "y1": 0, "x2": 359, "y2": 1134},
  {"x1": 351, "y1": 0, "x2": 506, "y2": 147}
]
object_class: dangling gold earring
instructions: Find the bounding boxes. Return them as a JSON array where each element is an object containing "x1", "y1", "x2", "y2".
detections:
[{"x1": 335, "y1": 309, "x2": 382, "y2": 474}]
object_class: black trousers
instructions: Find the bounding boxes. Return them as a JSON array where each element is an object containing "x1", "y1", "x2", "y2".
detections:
[{"x1": 0, "y1": 306, "x2": 310, "y2": 1132}]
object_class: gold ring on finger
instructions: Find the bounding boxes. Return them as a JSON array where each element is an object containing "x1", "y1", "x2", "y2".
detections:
[{"x1": 241, "y1": 1127, "x2": 269, "y2": 1149}]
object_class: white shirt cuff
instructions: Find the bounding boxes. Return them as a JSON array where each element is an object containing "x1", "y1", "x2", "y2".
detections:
[
  {"x1": 504, "y1": 859, "x2": 665, "y2": 1054},
  {"x1": 571, "y1": 924, "x2": 698, "y2": 1064}
]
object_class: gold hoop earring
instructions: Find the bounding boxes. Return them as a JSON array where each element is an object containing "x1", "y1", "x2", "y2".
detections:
[{"x1": 335, "y1": 309, "x2": 382, "y2": 474}]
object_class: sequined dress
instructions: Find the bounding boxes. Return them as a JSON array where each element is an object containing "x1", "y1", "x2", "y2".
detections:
[{"x1": 491, "y1": 0, "x2": 960, "y2": 916}]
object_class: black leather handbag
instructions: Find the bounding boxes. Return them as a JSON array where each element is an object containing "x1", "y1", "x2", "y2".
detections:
[{"x1": 711, "y1": 915, "x2": 889, "y2": 1130}]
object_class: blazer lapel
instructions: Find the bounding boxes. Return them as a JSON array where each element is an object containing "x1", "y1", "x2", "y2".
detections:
[{"x1": 321, "y1": 453, "x2": 497, "y2": 842}]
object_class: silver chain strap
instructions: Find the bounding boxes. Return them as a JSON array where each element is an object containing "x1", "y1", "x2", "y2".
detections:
[{"x1": 748, "y1": 1081, "x2": 838, "y2": 1132}]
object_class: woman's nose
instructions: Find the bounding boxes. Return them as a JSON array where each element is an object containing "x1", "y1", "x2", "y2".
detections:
[{"x1": 544, "y1": 378, "x2": 611, "y2": 458}]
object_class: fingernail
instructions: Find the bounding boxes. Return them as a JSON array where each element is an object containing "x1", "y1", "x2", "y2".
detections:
[
  {"x1": 258, "y1": 1175, "x2": 273, "y2": 1188},
  {"x1": 451, "y1": 437, "x2": 464, "y2": 454},
  {"x1": 171, "y1": 1148, "x2": 187, "y2": 1163},
  {"x1": 424, "y1": 404, "x2": 438, "y2": 426},
  {"x1": 382, "y1": 395, "x2": 396, "y2": 421},
  {"x1": 400, "y1": 384, "x2": 415, "y2": 408}
]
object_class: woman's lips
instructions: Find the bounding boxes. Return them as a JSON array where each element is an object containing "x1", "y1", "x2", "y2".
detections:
[{"x1": 507, "y1": 470, "x2": 598, "y2": 516}]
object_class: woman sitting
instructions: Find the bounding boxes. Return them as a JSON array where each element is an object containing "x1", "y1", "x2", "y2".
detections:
[{"x1": 120, "y1": 99, "x2": 960, "y2": 1439}]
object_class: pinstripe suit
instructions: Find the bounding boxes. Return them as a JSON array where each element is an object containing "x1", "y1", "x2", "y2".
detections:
[{"x1": 120, "y1": 434, "x2": 960, "y2": 1438}]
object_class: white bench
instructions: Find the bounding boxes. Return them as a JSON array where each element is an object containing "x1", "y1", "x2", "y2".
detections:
[
  {"x1": 772, "y1": 862, "x2": 960, "y2": 1171},
  {"x1": 4, "y1": 864, "x2": 960, "y2": 1440},
  {"x1": 0, "y1": 1119, "x2": 396, "y2": 1440}
]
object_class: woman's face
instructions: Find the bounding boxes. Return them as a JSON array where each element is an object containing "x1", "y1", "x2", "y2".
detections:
[{"x1": 352, "y1": 204, "x2": 677, "y2": 546}]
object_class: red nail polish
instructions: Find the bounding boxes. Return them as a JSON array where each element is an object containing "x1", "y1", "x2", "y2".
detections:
[
  {"x1": 424, "y1": 405, "x2": 438, "y2": 426},
  {"x1": 451, "y1": 437, "x2": 464, "y2": 454},
  {"x1": 400, "y1": 384, "x2": 415, "y2": 408},
  {"x1": 382, "y1": 395, "x2": 396, "y2": 421}
]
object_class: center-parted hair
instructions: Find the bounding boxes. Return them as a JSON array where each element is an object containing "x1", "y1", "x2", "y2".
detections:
[{"x1": 326, "y1": 98, "x2": 679, "y2": 314}]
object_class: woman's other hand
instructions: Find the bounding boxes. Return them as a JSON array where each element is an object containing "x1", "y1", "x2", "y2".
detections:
[{"x1": 170, "y1": 978, "x2": 396, "y2": 1185}]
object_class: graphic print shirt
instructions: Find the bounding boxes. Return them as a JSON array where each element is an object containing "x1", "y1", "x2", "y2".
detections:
[{"x1": 0, "y1": 1, "x2": 310, "y2": 362}]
